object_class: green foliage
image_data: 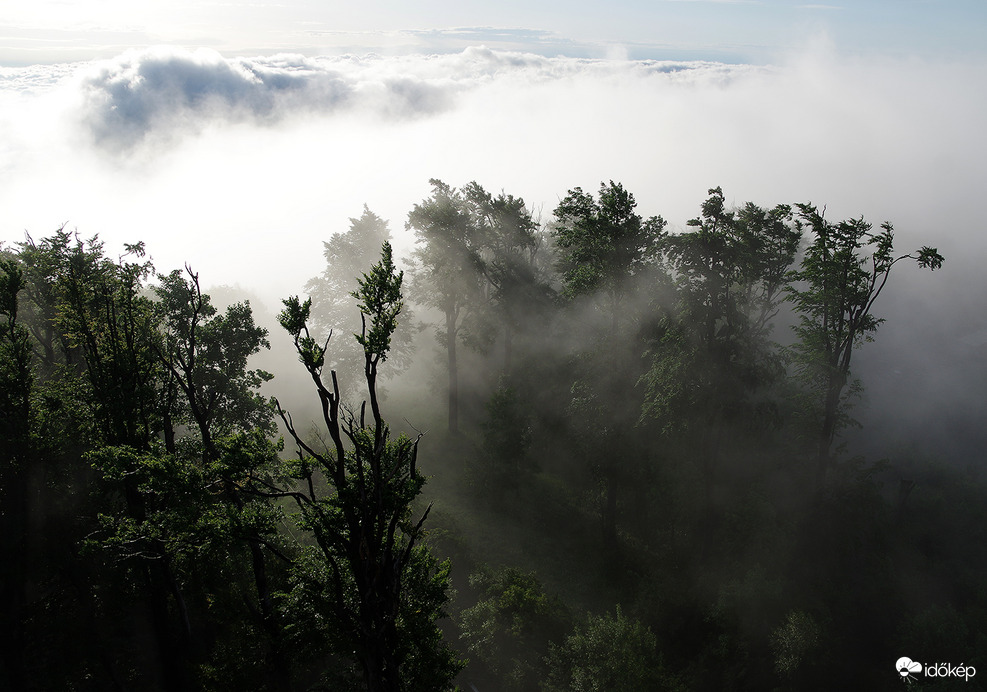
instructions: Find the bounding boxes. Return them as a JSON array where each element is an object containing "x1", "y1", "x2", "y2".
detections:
[
  {"x1": 352, "y1": 241, "x2": 404, "y2": 364},
  {"x1": 785, "y1": 204, "x2": 944, "y2": 484},
  {"x1": 279, "y1": 413, "x2": 462, "y2": 691},
  {"x1": 279, "y1": 295, "x2": 327, "y2": 370},
  {"x1": 771, "y1": 610, "x2": 822, "y2": 680},
  {"x1": 460, "y1": 567, "x2": 570, "y2": 691},
  {"x1": 0, "y1": 256, "x2": 24, "y2": 323},
  {"x1": 544, "y1": 606, "x2": 677, "y2": 692},
  {"x1": 644, "y1": 187, "x2": 798, "y2": 423},
  {"x1": 0, "y1": 182, "x2": 970, "y2": 692},
  {"x1": 155, "y1": 267, "x2": 274, "y2": 437},
  {"x1": 552, "y1": 180, "x2": 666, "y2": 302},
  {"x1": 278, "y1": 242, "x2": 463, "y2": 691},
  {"x1": 0, "y1": 257, "x2": 33, "y2": 456},
  {"x1": 20, "y1": 231, "x2": 161, "y2": 448},
  {"x1": 87, "y1": 443, "x2": 220, "y2": 564}
]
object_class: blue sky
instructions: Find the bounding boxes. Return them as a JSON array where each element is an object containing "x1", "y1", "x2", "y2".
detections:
[{"x1": 2, "y1": 0, "x2": 985, "y2": 65}]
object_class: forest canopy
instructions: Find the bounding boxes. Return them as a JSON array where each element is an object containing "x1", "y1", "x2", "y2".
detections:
[{"x1": 1, "y1": 181, "x2": 976, "y2": 692}]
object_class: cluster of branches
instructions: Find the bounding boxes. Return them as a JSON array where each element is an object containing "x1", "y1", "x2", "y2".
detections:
[{"x1": 0, "y1": 231, "x2": 460, "y2": 691}]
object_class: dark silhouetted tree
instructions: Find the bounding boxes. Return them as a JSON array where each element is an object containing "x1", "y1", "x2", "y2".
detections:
[
  {"x1": 786, "y1": 204, "x2": 943, "y2": 489},
  {"x1": 0, "y1": 257, "x2": 33, "y2": 690},
  {"x1": 552, "y1": 181, "x2": 666, "y2": 544},
  {"x1": 305, "y1": 206, "x2": 414, "y2": 395},
  {"x1": 275, "y1": 242, "x2": 462, "y2": 691},
  {"x1": 153, "y1": 267, "x2": 292, "y2": 690},
  {"x1": 642, "y1": 188, "x2": 800, "y2": 512},
  {"x1": 407, "y1": 180, "x2": 487, "y2": 433}
]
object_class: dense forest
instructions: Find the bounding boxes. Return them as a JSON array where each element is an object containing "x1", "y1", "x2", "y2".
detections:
[{"x1": 1, "y1": 179, "x2": 983, "y2": 692}]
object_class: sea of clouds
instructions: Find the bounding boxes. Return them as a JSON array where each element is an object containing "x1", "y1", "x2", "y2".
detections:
[
  {"x1": 0, "y1": 44, "x2": 984, "y2": 303},
  {"x1": 1, "y1": 43, "x2": 985, "y2": 456}
]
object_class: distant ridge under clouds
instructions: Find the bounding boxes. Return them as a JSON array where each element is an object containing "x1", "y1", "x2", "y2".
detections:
[
  {"x1": 303, "y1": 27, "x2": 758, "y2": 63},
  {"x1": 0, "y1": 21, "x2": 765, "y2": 66}
]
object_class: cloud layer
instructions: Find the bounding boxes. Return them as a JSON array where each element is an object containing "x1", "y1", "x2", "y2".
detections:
[
  {"x1": 1, "y1": 45, "x2": 984, "y2": 298},
  {"x1": 77, "y1": 48, "x2": 463, "y2": 150},
  {"x1": 1, "y1": 44, "x2": 986, "y2": 458},
  {"x1": 71, "y1": 47, "x2": 765, "y2": 152}
]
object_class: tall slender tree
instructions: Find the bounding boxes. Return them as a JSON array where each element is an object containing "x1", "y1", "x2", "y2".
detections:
[
  {"x1": 153, "y1": 267, "x2": 292, "y2": 690},
  {"x1": 786, "y1": 204, "x2": 943, "y2": 489},
  {"x1": 462, "y1": 182, "x2": 549, "y2": 373},
  {"x1": 552, "y1": 181, "x2": 666, "y2": 544},
  {"x1": 275, "y1": 242, "x2": 462, "y2": 691},
  {"x1": 407, "y1": 180, "x2": 486, "y2": 433}
]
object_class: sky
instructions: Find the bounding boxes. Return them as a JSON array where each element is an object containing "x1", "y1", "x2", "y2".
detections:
[
  {"x1": 0, "y1": 2, "x2": 985, "y2": 304},
  {"x1": 3, "y1": 1, "x2": 986, "y2": 65}
]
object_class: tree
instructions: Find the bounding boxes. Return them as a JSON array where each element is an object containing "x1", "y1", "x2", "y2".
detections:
[
  {"x1": 154, "y1": 267, "x2": 275, "y2": 446},
  {"x1": 642, "y1": 188, "x2": 800, "y2": 511},
  {"x1": 305, "y1": 206, "x2": 413, "y2": 394},
  {"x1": 14, "y1": 231, "x2": 294, "y2": 689},
  {"x1": 544, "y1": 606, "x2": 678, "y2": 692},
  {"x1": 459, "y1": 567, "x2": 570, "y2": 692},
  {"x1": 17, "y1": 232, "x2": 202, "y2": 689},
  {"x1": 275, "y1": 242, "x2": 462, "y2": 691},
  {"x1": 552, "y1": 180, "x2": 666, "y2": 330},
  {"x1": 786, "y1": 205, "x2": 943, "y2": 489},
  {"x1": 552, "y1": 181, "x2": 666, "y2": 544},
  {"x1": 0, "y1": 257, "x2": 34, "y2": 690},
  {"x1": 153, "y1": 267, "x2": 292, "y2": 690},
  {"x1": 461, "y1": 182, "x2": 550, "y2": 373},
  {"x1": 661, "y1": 188, "x2": 799, "y2": 353},
  {"x1": 407, "y1": 180, "x2": 488, "y2": 433}
]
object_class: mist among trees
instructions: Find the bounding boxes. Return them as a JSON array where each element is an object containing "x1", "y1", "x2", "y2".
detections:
[{"x1": 2, "y1": 179, "x2": 982, "y2": 692}]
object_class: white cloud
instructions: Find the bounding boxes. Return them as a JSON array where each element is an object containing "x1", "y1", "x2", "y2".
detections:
[{"x1": 0, "y1": 45, "x2": 984, "y2": 307}]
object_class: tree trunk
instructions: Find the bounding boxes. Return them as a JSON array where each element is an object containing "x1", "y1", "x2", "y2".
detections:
[
  {"x1": 602, "y1": 472, "x2": 618, "y2": 547},
  {"x1": 446, "y1": 309, "x2": 459, "y2": 434},
  {"x1": 163, "y1": 409, "x2": 176, "y2": 454},
  {"x1": 0, "y1": 475, "x2": 28, "y2": 691},
  {"x1": 249, "y1": 535, "x2": 293, "y2": 692},
  {"x1": 816, "y1": 375, "x2": 844, "y2": 490}
]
